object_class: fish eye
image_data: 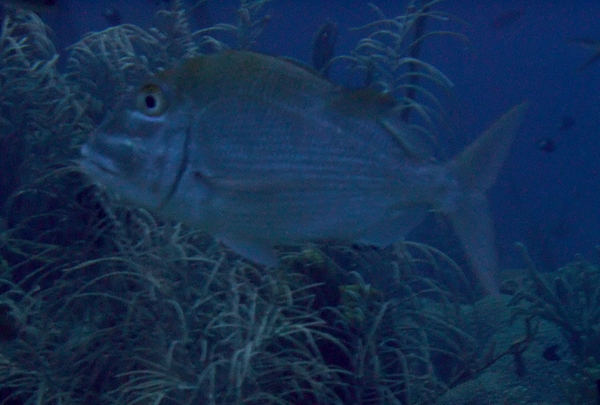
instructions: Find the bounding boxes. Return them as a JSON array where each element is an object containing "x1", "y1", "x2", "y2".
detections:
[{"x1": 136, "y1": 83, "x2": 167, "y2": 117}]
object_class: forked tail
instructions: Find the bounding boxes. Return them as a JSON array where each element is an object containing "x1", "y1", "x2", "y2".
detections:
[{"x1": 443, "y1": 103, "x2": 528, "y2": 294}]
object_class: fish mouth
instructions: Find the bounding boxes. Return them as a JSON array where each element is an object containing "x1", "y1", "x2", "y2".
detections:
[{"x1": 80, "y1": 143, "x2": 119, "y2": 176}]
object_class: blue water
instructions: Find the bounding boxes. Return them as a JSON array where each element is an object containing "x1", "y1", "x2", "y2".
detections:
[{"x1": 38, "y1": 0, "x2": 600, "y2": 272}]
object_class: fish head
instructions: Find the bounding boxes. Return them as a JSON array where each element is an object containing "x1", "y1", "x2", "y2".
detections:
[{"x1": 80, "y1": 79, "x2": 190, "y2": 211}]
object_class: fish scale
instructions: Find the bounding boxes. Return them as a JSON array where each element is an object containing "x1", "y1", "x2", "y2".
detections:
[{"x1": 201, "y1": 101, "x2": 407, "y2": 181}]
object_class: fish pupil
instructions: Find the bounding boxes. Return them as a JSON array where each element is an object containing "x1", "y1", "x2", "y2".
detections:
[{"x1": 145, "y1": 95, "x2": 157, "y2": 110}]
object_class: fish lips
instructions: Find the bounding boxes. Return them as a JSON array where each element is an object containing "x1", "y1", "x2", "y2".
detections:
[
  {"x1": 80, "y1": 142, "x2": 119, "y2": 177},
  {"x1": 80, "y1": 124, "x2": 139, "y2": 180},
  {"x1": 79, "y1": 134, "x2": 136, "y2": 203},
  {"x1": 79, "y1": 129, "x2": 165, "y2": 210},
  {"x1": 79, "y1": 107, "x2": 187, "y2": 211},
  {"x1": 80, "y1": 106, "x2": 159, "y2": 181}
]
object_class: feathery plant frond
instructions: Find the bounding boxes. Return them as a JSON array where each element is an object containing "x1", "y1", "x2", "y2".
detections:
[
  {"x1": 344, "y1": 0, "x2": 460, "y2": 92},
  {"x1": 66, "y1": 25, "x2": 168, "y2": 123},
  {"x1": 336, "y1": 0, "x2": 467, "y2": 136},
  {"x1": 509, "y1": 243, "x2": 600, "y2": 360},
  {"x1": 0, "y1": 175, "x2": 350, "y2": 405},
  {"x1": 302, "y1": 242, "x2": 479, "y2": 405},
  {"x1": 151, "y1": 0, "x2": 199, "y2": 61},
  {"x1": 65, "y1": 2, "x2": 198, "y2": 124},
  {"x1": 193, "y1": 0, "x2": 273, "y2": 51},
  {"x1": 0, "y1": 10, "x2": 92, "y2": 194}
]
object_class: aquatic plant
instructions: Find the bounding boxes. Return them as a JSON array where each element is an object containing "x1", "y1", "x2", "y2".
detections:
[
  {"x1": 304, "y1": 242, "x2": 484, "y2": 405},
  {"x1": 335, "y1": 0, "x2": 466, "y2": 131},
  {"x1": 66, "y1": 0, "x2": 271, "y2": 117},
  {"x1": 151, "y1": 0, "x2": 198, "y2": 61},
  {"x1": 65, "y1": 3, "x2": 198, "y2": 123},
  {"x1": 559, "y1": 356, "x2": 600, "y2": 405},
  {"x1": 0, "y1": 197, "x2": 350, "y2": 405},
  {"x1": 65, "y1": 24, "x2": 164, "y2": 113},
  {"x1": 0, "y1": 9, "x2": 92, "y2": 202},
  {"x1": 0, "y1": 181, "x2": 494, "y2": 405},
  {"x1": 509, "y1": 243, "x2": 600, "y2": 360},
  {"x1": 500, "y1": 244, "x2": 600, "y2": 403},
  {"x1": 192, "y1": 0, "x2": 273, "y2": 52}
]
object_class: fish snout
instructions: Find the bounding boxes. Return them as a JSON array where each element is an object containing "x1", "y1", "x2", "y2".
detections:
[{"x1": 82, "y1": 129, "x2": 141, "y2": 177}]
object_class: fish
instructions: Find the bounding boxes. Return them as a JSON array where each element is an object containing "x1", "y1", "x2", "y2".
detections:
[
  {"x1": 568, "y1": 37, "x2": 600, "y2": 72},
  {"x1": 312, "y1": 21, "x2": 338, "y2": 78},
  {"x1": 558, "y1": 115, "x2": 575, "y2": 131},
  {"x1": 80, "y1": 50, "x2": 527, "y2": 294},
  {"x1": 492, "y1": 8, "x2": 524, "y2": 30},
  {"x1": 542, "y1": 344, "x2": 561, "y2": 362},
  {"x1": 538, "y1": 138, "x2": 556, "y2": 153},
  {"x1": 102, "y1": 6, "x2": 122, "y2": 27}
]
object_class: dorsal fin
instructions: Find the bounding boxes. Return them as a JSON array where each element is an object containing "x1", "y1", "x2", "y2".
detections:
[
  {"x1": 328, "y1": 88, "x2": 437, "y2": 160},
  {"x1": 152, "y1": 50, "x2": 333, "y2": 105},
  {"x1": 277, "y1": 56, "x2": 324, "y2": 77}
]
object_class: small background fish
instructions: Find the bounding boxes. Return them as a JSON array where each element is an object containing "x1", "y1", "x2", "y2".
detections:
[{"x1": 312, "y1": 20, "x2": 337, "y2": 77}]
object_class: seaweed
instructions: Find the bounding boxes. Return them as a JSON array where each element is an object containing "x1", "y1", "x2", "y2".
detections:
[
  {"x1": 0, "y1": 186, "x2": 354, "y2": 405},
  {"x1": 0, "y1": 190, "x2": 492, "y2": 405},
  {"x1": 560, "y1": 356, "x2": 600, "y2": 405},
  {"x1": 503, "y1": 244, "x2": 600, "y2": 405},
  {"x1": 65, "y1": 3, "x2": 198, "y2": 124},
  {"x1": 0, "y1": 9, "x2": 93, "y2": 203},
  {"x1": 299, "y1": 243, "x2": 486, "y2": 405},
  {"x1": 509, "y1": 243, "x2": 600, "y2": 360},
  {"x1": 192, "y1": 0, "x2": 274, "y2": 51},
  {"x1": 333, "y1": 0, "x2": 467, "y2": 139}
]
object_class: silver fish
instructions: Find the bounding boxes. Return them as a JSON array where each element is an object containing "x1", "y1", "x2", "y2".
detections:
[{"x1": 80, "y1": 50, "x2": 527, "y2": 293}]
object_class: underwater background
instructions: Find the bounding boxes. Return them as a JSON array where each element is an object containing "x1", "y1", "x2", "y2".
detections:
[{"x1": 0, "y1": 1, "x2": 599, "y2": 405}]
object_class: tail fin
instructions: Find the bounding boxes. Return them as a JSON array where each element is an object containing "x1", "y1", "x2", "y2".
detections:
[{"x1": 445, "y1": 103, "x2": 528, "y2": 294}]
